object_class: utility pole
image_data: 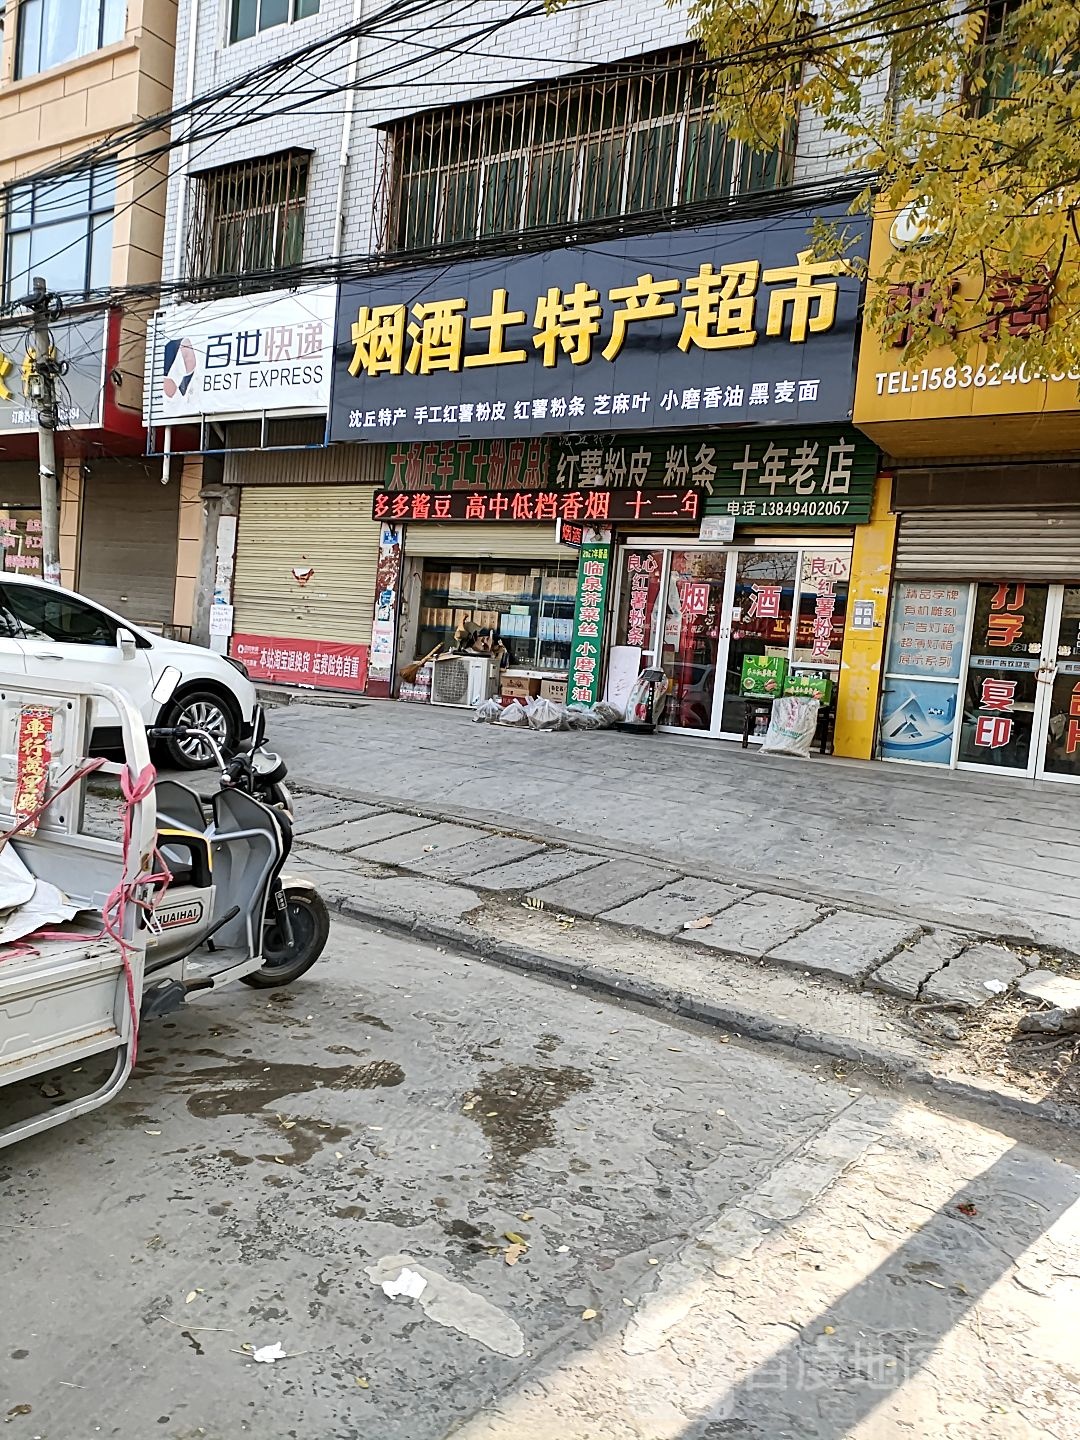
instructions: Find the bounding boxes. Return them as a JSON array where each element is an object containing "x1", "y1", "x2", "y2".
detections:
[{"x1": 24, "y1": 277, "x2": 62, "y2": 586}]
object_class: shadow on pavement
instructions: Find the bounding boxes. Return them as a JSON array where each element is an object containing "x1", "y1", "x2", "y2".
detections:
[{"x1": 683, "y1": 1139, "x2": 1078, "y2": 1437}]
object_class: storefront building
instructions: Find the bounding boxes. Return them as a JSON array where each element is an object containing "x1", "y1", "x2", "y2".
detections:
[
  {"x1": 145, "y1": 287, "x2": 386, "y2": 692},
  {"x1": 854, "y1": 206, "x2": 1080, "y2": 784},
  {"x1": 331, "y1": 204, "x2": 892, "y2": 750},
  {"x1": 0, "y1": 310, "x2": 189, "y2": 628},
  {"x1": 378, "y1": 439, "x2": 574, "y2": 694},
  {"x1": 0, "y1": 4, "x2": 187, "y2": 630}
]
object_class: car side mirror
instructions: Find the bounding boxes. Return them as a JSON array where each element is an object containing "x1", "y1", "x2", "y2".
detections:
[{"x1": 117, "y1": 627, "x2": 137, "y2": 661}]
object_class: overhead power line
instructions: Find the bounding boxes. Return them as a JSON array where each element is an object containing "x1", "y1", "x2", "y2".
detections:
[
  {"x1": 10, "y1": 0, "x2": 973, "y2": 203},
  {"x1": 0, "y1": 0, "x2": 956, "y2": 324}
]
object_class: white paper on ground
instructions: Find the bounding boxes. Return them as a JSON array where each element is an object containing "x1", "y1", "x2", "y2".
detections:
[{"x1": 381, "y1": 1267, "x2": 428, "y2": 1300}]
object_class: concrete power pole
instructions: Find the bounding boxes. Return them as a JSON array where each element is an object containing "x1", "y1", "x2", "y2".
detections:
[{"x1": 25, "y1": 277, "x2": 62, "y2": 586}]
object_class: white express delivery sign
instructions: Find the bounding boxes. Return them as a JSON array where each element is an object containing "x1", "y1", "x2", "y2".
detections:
[{"x1": 145, "y1": 285, "x2": 336, "y2": 425}]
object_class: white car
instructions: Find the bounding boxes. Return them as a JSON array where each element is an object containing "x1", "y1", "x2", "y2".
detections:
[{"x1": 0, "y1": 574, "x2": 257, "y2": 769}]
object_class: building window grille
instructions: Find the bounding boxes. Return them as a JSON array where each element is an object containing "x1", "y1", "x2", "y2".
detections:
[
  {"x1": 186, "y1": 150, "x2": 310, "y2": 288},
  {"x1": 378, "y1": 47, "x2": 793, "y2": 254}
]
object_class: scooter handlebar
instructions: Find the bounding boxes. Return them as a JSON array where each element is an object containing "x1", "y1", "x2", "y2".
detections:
[{"x1": 147, "y1": 723, "x2": 229, "y2": 771}]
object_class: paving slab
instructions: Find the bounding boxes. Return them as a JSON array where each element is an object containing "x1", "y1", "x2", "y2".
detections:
[
  {"x1": 268, "y1": 700, "x2": 1080, "y2": 955},
  {"x1": 767, "y1": 911, "x2": 922, "y2": 984},
  {"x1": 353, "y1": 821, "x2": 480, "y2": 866},
  {"x1": 303, "y1": 811, "x2": 431, "y2": 853},
  {"x1": 869, "y1": 930, "x2": 968, "y2": 1000},
  {"x1": 921, "y1": 942, "x2": 1028, "y2": 1008},
  {"x1": 1016, "y1": 969, "x2": 1080, "y2": 1010},
  {"x1": 601, "y1": 877, "x2": 746, "y2": 938},
  {"x1": 410, "y1": 833, "x2": 544, "y2": 879},
  {"x1": 289, "y1": 843, "x2": 386, "y2": 876},
  {"x1": 528, "y1": 858, "x2": 679, "y2": 917},
  {"x1": 326, "y1": 869, "x2": 482, "y2": 925},
  {"x1": 291, "y1": 798, "x2": 382, "y2": 835},
  {"x1": 468, "y1": 848, "x2": 605, "y2": 893},
  {"x1": 689, "y1": 892, "x2": 822, "y2": 959}
]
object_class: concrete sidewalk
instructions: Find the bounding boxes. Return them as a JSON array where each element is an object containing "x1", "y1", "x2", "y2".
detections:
[
  {"x1": 267, "y1": 696, "x2": 1080, "y2": 954},
  {"x1": 283, "y1": 793, "x2": 1079, "y2": 1126}
]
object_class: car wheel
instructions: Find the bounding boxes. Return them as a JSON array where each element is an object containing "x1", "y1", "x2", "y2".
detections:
[{"x1": 162, "y1": 691, "x2": 236, "y2": 770}]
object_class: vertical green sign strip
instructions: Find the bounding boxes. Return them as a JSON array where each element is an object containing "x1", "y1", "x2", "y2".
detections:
[{"x1": 567, "y1": 542, "x2": 612, "y2": 705}]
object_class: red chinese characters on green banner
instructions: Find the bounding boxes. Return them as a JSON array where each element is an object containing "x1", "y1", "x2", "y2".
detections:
[
  {"x1": 384, "y1": 439, "x2": 549, "y2": 491},
  {"x1": 568, "y1": 543, "x2": 612, "y2": 705}
]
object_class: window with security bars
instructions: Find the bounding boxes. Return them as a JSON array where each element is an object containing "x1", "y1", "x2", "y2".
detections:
[
  {"x1": 378, "y1": 48, "x2": 792, "y2": 254},
  {"x1": 186, "y1": 151, "x2": 310, "y2": 288},
  {"x1": 967, "y1": 0, "x2": 1057, "y2": 115}
]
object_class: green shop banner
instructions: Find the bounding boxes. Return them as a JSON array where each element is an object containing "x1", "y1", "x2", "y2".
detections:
[
  {"x1": 384, "y1": 438, "x2": 550, "y2": 491},
  {"x1": 384, "y1": 430, "x2": 877, "y2": 518},
  {"x1": 568, "y1": 542, "x2": 612, "y2": 705},
  {"x1": 701, "y1": 427, "x2": 877, "y2": 524}
]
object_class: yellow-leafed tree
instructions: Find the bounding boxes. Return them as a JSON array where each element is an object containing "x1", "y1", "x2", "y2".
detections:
[{"x1": 564, "y1": 0, "x2": 1080, "y2": 368}]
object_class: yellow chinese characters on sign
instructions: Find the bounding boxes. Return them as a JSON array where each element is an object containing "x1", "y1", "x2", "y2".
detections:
[
  {"x1": 348, "y1": 253, "x2": 849, "y2": 379},
  {"x1": 12, "y1": 705, "x2": 54, "y2": 837},
  {"x1": 854, "y1": 207, "x2": 1080, "y2": 457}
]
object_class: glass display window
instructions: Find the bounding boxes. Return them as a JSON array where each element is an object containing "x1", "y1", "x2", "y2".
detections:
[{"x1": 417, "y1": 559, "x2": 578, "y2": 670}]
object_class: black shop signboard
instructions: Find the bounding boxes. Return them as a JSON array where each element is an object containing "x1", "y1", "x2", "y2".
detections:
[
  {"x1": 332, "y1": 205, "x2": 867, "y2": 442},
  {"x1": 381, "y1": 427, "x2": 877, "y2": 524},
  {"x1": 371, "y1": 488, "x2": 701, "y2": 524}
]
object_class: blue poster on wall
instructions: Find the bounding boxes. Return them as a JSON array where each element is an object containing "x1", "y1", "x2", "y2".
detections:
[
  {"x1": 879, "y1": 678, "x2": 958, "y2": 764},
  {"x1": 884, "y1": 582, "x2": 970, "y2": 681}
]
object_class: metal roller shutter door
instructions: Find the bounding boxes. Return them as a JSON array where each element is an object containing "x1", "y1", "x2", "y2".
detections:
[
  {"x1": 404, "y1": 523, "x2": 565, "y2": 562},
  {"x1": 233, "y1": 486, "x2": 381, "y2": 643},
  {"x1": 78, "y1": 463, "x2": 180, "y2": 628},
  {"x1": 893, "y1": 507, "x2": 1080, "y2": 580}
]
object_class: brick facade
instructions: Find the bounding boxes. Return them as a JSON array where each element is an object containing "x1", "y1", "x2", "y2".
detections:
[{"x1": 161, "y1": 0, "x2": 852, "y2": 284}]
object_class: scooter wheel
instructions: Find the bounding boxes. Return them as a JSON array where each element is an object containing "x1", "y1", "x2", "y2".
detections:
[{"x1": 242, "y1": 884, "x2": 330, "y2": 988}]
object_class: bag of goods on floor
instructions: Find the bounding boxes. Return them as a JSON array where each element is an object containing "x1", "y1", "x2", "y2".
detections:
[
  {"x1": 472, "y1": 697, "x2": 622, "y2": 732},
  {"x1": 760, "y1": 697, "x2": 820, "y2": 759}
]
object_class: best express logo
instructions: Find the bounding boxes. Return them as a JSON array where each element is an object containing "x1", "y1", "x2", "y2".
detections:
[
  {"x1": 162, "y1": 319, "x2": 327, "y2": 403},
  {"x1": 162, "y1": 337, "x2": 198, "y2": 399}
]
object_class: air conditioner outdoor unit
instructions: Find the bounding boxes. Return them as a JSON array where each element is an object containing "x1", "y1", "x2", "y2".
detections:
[{"x1": 430, "y1": 654, "x2": 497, "y2": 708}]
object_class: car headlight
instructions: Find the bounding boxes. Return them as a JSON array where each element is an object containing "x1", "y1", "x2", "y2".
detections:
[{"x1": 224, "y1": 656, "x2": 250, "y2": 680}]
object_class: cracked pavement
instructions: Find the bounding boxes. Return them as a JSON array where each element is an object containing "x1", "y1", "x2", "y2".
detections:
[{"x1": 2, "y1": 919, "x2": 1078, "y2": 1439}]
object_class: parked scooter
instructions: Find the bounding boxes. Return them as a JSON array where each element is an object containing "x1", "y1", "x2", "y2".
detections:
[
  {"x1": 142, "y1": 719, "x2": 329, "y2": 1019},
  {"x1": 165, "y1": 704, "x2": 293, "y2": 816},
  {"x1": 218, "y1": 705, "x2": 294, "y2": 814}
]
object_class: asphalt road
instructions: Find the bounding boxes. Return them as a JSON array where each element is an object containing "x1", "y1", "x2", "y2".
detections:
[{"x1": 2, "y1": 920, "x2": 1078, "y2": 1439}]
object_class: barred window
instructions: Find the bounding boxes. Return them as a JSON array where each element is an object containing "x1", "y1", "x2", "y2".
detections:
[
  {"x1": 187, "y1": 150, "x2": 309, "y2": 286},
  {"x1": 379, "y1": 48, "x2": 792, "y2": 254}
]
